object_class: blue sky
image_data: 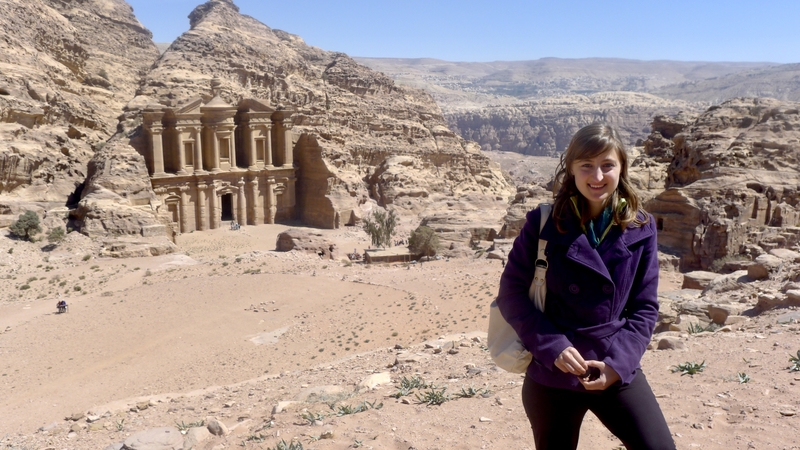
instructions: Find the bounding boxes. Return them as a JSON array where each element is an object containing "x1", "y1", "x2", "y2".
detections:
[{"x1": 127, "y1": 0, "x2": 800, "y2": 64}]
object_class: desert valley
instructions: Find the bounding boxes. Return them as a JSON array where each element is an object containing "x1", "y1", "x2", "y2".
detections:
[{"x1": 2, "y1": 1, "x2": 800, "y2": 449}]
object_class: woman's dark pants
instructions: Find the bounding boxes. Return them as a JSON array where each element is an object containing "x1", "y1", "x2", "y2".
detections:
[{"x1": 521, "y1": 370, "x2": 675, "y2": 450}]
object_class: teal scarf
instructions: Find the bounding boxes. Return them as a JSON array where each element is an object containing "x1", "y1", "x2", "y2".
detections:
[
  {"x1": 570, "y1": 197, "x2": 626, "y2": 248},
  {"x1": 586, "y1": 205, "x2": 614, "y2": 248}
]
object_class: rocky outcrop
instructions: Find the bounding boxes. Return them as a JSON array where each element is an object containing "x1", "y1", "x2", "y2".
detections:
[
  {"x1": 0, "y1": 0, "x2": 159, "y2": 221},
  {"x1": 275, "y1": 228, "x2": 338, "y2": 259},
  {"x1": 76, "y1": 0, "x2": 513, "y2": 240},
  {"x1": 646, "y1": 98, "x2": 800, "y2": 270},
  {"x1": 447, "y1": 92, "x2": 695, "y2": 156}
]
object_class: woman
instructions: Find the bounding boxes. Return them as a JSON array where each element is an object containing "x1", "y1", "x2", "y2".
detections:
[{"x1": 496, "y1": 124, "x2": 674, "y2": 449}]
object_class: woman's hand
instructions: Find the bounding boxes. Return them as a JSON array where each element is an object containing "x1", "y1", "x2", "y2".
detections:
[
  {"x1": 554, "y1": 346, "x2": 588, "y2": 376},
  {"x1": 578, "y1": 361, "x2": 620, "y2": 391}
]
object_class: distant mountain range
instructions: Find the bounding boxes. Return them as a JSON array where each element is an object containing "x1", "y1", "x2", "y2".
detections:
[{"x1": 355, "y1": 57, "x2": 800, "y2": 155}]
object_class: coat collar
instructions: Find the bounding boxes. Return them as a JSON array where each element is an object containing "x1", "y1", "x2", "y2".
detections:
[{"x1": 539, "y1": 206, "x2": 653, "y2": 281}]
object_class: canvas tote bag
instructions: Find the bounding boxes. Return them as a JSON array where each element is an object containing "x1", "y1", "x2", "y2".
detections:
[{"x1": 487, "y1": 203, "x2": 550, "y2": 373}]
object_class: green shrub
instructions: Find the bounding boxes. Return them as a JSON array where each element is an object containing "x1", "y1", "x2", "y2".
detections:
[
  {"x1": 415, "y1": 387, "x2": 450, "y2": 405},
  {"x1": 10, "y1": 211, "x2": 41, "y2": 241},
  {"x1": 47, "y1": 227, "x2": 66, "y2": 243},
  {"x1": 671, "y1": 361, "x2": 706, "y2": 376},
  {"x1": 789, "y1": 350, "x2": 800, "y2": 372},
  {"x1": 409, "y1": 225, "x2": 439, "y2": 257},
  {"x1": 363, "y1": 209, "x2": 397, "y2": 249}
]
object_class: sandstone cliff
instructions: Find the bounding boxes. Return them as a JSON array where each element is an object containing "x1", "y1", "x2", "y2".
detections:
[
  {"x1": 76, "y1": 0, "x2": 513, "y2": 252},
  {"x1": 356, "y1": 57, "x2": 786, "y2": 157},
  {"x1": 646, "y1": 98, "x2": 800, "y2": 270},
  {"x1": 447, "y1": 92, "x2": 695, "y2": 156},
  {"x1": 0, "y1": 0, "x2": 159, "y2": 224}
]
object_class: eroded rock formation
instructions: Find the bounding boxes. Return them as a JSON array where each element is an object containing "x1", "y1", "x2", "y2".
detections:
[
  {"x1": 646, "y1": 98, "x2": 800, "y2": 270},
  {"x1": 447, "y1": 92, "x2": 695, "y2": 156},
  {"x1": 0, "y1": 0, "x2": 159, "y2": 226}
]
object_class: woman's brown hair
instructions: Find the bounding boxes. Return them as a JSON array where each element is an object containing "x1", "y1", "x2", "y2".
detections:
[{"x1": 551, "y1": 123, "x2": 647, "y2": 232}]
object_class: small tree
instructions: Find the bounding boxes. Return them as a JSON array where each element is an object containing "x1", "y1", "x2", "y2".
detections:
[
  {"x1": 10, "y1": 210, "x2": 41, "y2": 241},
  {"x1": 363, "y1": 209, "x2": 397, "y2": 249},
  {"x1": 409, "y1": 225, "x2": 439, "y2": 258},
  {"x1": 47, "y1": 227, "x2": 66, "y2": 244}
]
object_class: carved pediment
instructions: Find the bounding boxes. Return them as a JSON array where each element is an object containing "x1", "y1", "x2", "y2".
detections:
[
  {"x1": 175, "y1": 97, "x2": 204, "y2": 115},
  {"x1": 238, "y1": 98, "x2": 276, "y2": 114}
]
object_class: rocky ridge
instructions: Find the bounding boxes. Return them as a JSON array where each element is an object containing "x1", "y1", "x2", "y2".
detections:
[
  {"x1": 449, "y1": 92, "x2": 694, "y2": 156},
  {"x1": 356, "y1": 57, "x2": 793, "y2": 156},
  {"x1": 645, "y1": 98, "x2": 800, "y2": 270},
  {"x1": 655, "y1": 63, "x2": 800, "y2": 104},
  {"x1": 0, "y1": 0, "x2": 159, "y2": 225}
]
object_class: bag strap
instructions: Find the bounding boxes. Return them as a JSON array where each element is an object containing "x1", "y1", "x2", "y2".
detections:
[{"x1": 529, "y1": 203, "x2": 551, "y2": 311}]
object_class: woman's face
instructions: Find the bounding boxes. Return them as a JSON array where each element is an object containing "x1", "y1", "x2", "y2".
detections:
[{"x1": 570, "y1": 147, "x2": 621, "y2": 217}]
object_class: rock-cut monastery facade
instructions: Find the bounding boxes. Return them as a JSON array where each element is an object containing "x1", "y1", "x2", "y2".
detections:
[{"x1": 141, "y1": 81, "x2": 297, "y2": 234}]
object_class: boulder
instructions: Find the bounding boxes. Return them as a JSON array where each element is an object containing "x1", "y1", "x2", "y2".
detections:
[
  {"x1": 769, "y1": 248, "x2": 800, "y2": 262},
  {"x1": 272, "y1": 401, "x2": 299, "y2": 414},
  {"x1": 707, "y1": 304, "x2": 745, "y2": 325},
  {"x1": 656, "y1": 336, "x2": 687, "y2": 351},
  {"x1": 205, "y1": 419, "x2": 228, "y2": 437},
  {"x1": 702, "y1": 270, "x2": 749, "y2": 296},
  {"x1": 658, "y1": 253, "x2": 681, "y2": 272},
  {"x1": 122, "y1": 427, "x2": 183, "y2": 450},
  {"x1": 682, "y1": 271, "x2": 720, "y2": 290},
  {"x1": 275, "y1": 229, "x2": 338, "y2": 259},
  {"x1": 183, "y1": 427, "x2": 210, "y2": 450},
  {"x1": 748, "y1": 254, "x2": 783, "y2": 280},
  {"x1": 669, "y1": 314, "x2": 702, "y2": 332},
  {"x1": 358, "y1": 372, "x2": 392, "y2": 390}
]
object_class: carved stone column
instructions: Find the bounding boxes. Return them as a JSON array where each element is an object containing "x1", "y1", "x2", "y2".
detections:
[
  {"x1": 287, "y1": 176, "x2": 296, "y2": 208},
  {"x1": 283, "y1": 127, "x2": 293, "y2": 168},
  {"x1": 179, "y1": 184, "x2": 190, "y2": 233},
  {"x1": 210, "y1": 126, "x2": 221, "y2": 173},
  {"x1": 194, "y1": 127, "x2": 205, "y2": 174},
  {"x1": 197, "y1": 181, "x2": 207, "y2": 231},
  {"x1": 237, "y1": 178, "x2": 246, "y2": 225},
  {"x1": 248, "y1": 125, "x2": 258, "y2": 170},
  {"x1": 210, "y1": 182, "x2": 220, "y2": 229},
  {"x1": 175, "y1": 127, "x2": 188, "y2": 175},
  {"x1": 265, "y1": 126, "x2": 273, "y2": 167},
  {"x1": 249, "y1": 177, "x2": 261, "y2": 225},
  {"x1": 151, "y1": 126, "x2": 167, "y2": 177},
  {"x1": 266, "y1": 177, "x2": 277, "y2": 224},
  {"x1": 229, "y1": 130, "x2": 237, "y2": 169}
]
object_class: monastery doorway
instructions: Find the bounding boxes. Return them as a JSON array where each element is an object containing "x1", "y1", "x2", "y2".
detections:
[
  {"x1": 167, "y1": 201, "x2": 179, "y2": 225},
  {"x1": 221, "y1": 194, "x2": 234, "y2": 222}
]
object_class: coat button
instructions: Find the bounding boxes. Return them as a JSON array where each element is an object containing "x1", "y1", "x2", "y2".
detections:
[
  {"x1": 602, "y1": 285, "x2": 614, "y2": 294},
  {"x1": 568, "y1": 284, "x2": 580, "y2": 294}
]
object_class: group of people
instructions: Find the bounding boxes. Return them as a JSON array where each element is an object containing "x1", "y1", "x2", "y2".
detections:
[{"x1": 496, "y1": 124, "x2": 675, "y2": 449}]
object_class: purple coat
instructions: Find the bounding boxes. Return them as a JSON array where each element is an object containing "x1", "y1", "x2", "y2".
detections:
[{"x1": 496, "y1": 205, "x2": 659, "y2": 390}]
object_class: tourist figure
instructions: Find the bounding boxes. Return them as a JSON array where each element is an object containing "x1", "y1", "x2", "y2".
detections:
[
  {"x1": 496, "y1": 124, "x2": 674, "y2": 449},
  {"x1": 56, "y1": 298, "x2": 68, "y2": 314}
]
